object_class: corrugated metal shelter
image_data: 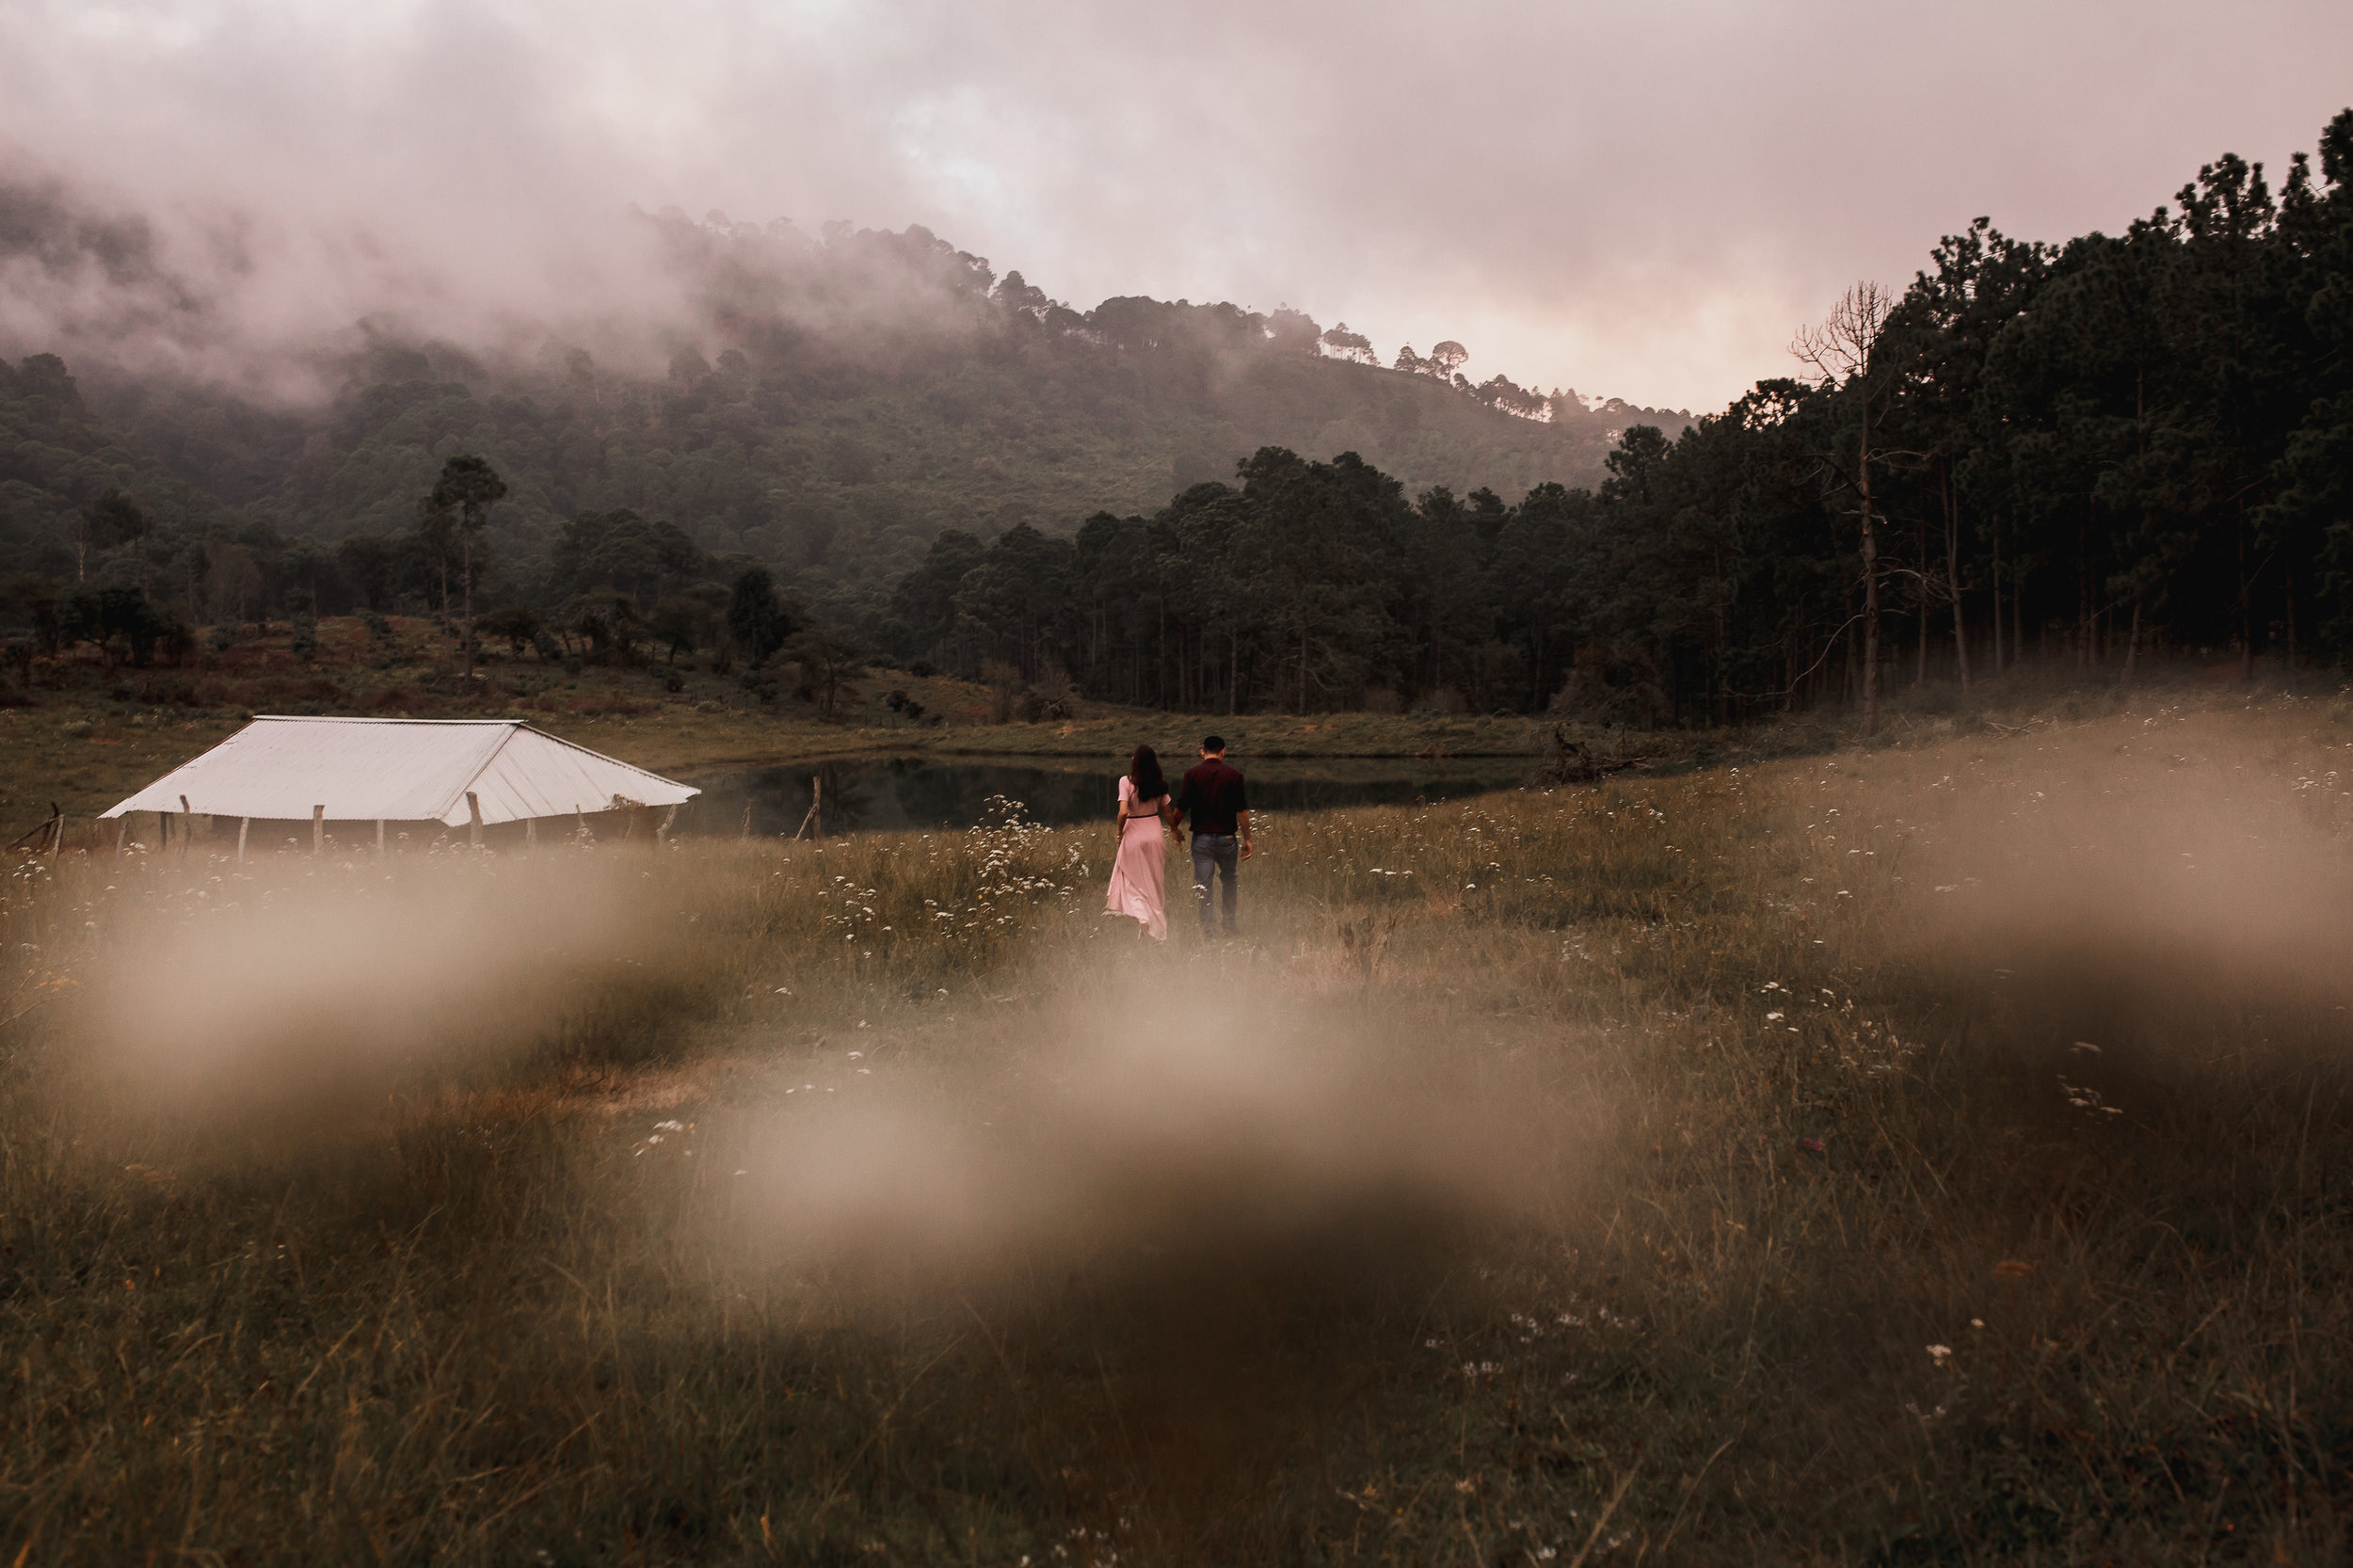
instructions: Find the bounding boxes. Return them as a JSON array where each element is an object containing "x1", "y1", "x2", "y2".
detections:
[{"x1": 101, "y1": 716, "x2": 698, "y2": 827}]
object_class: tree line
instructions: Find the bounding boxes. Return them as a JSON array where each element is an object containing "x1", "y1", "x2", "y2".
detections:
[
  {"x1": 8, "y1": 111, "x2": 2347, "y2": 727},
  {"x1": 887, "y1": 110, "x2": 2353, "y2": 730},
  {"x1": 1, "y1": 211, "x2": 1673, "y2": 648},
  {"x1": 0, "y1": 439, "x2": 902, "y2": 720}
]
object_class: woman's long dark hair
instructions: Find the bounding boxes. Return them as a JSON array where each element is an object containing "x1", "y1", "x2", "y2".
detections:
[{"x1": 1128, "y1": 744, "x2": 1168, "y2": 803}]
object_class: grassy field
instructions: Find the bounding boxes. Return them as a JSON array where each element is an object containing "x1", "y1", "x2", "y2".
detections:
[
  {"x1": 0, "y1": 615, "x2": 1578, "y2": 833},
  {"x1": 5, "y1": 607, "x2": 2230, "y2": 838},
  {"x1": 7, "y1": 683, "x2": 2353, "y2": 1562}
]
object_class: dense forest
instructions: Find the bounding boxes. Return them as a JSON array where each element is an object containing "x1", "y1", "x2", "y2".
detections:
[
  {"x1": 6, "y1": 112, "x2": 2348, "y2": 728},
  {"x1": 889, "y1": 109, "x2": 2353, "y2": 727},
  {"x1": 0, "y1": 200, "x2": 1675, "y2": 640}
]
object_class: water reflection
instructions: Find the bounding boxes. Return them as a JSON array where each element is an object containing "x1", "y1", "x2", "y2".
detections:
[{"x1": 679, "y1": 754, "x2": 1531, "y2": 837}]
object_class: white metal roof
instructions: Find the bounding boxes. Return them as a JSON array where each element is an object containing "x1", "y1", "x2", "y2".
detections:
[{"x1": 101, "y1": 716, "x2": 700, "y2": 825}]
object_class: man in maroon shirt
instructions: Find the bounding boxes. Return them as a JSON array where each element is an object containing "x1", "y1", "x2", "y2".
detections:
[{"x1": 1172, "y1": 735, "x2": 1251, "y2": 936}]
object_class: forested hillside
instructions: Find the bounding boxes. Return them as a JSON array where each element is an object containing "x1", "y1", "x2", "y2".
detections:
[
  {"x1": 0, "y1": 207, "x2": 1677, "y2": 632},
  {"x1": 8, "y1": 112, "x2": 2347, "y2": 728},
  {"x1": 894, "y1": 109, "x2": 2353, "y2": 726}
]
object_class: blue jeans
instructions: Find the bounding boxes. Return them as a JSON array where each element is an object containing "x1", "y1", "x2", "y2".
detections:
[{"x1": 1191, "y1": 834, "x2": 1239, "y2": 934}]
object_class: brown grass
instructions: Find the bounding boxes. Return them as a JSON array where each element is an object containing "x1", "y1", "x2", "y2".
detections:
[{"x1": 6, "y1": 692, "x2": 2353, "y2": 1561}]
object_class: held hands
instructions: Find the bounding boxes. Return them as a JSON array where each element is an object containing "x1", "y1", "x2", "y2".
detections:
[{"x1": 1241, "y1": 839, "x2": 1254, "y2": 860}]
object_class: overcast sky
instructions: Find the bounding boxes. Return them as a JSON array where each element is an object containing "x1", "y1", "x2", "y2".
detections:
[{"x1": 3, "y1": 0, "x2": 2348, "y2": 410}]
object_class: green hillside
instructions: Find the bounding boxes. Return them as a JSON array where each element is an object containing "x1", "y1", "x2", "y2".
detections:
[{"x1": 1, "y1": 215, "x2": 1686, "y2": 626}]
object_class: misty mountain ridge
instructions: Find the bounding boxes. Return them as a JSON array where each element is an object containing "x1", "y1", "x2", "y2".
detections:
[{"x1": 0, "y1": 184, "x2": 1687, "y2": 619}]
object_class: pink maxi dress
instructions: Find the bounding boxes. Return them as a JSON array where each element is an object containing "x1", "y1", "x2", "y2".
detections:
[{"x1": 1104, "y1": 776, "x2": 1169, "y2": 940}]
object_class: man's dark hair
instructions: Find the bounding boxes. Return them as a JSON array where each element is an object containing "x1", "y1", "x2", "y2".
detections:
[{"x1": 1202, "y1": 734, "x2": 1225, "y2": 754}]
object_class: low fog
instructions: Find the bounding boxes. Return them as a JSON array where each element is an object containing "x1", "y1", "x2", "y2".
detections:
[
  {"x1": 74, "y1": 850, "x2": 1582, "y2": 1293},
  {"x1": 4, "y1": 0, "x2": 2349, "y2": 409},
  {"x1": 70, "y1": 718, "x2": 2353, "y2": 1315},
  {"x1": 1896, "y1": 724, "x2": 2353, "y2": 1066},
  {"x1": 81, "y1": 856, "x2": 679, "y2": 1134},
  {"x1": 714, "y1": 973, "x2": 1576, "y2": 1294}
]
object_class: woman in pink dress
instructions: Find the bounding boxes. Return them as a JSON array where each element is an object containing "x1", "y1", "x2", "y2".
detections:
[{"x1": 1104, "y1": 744, "x2": 1176, "y2": 940}]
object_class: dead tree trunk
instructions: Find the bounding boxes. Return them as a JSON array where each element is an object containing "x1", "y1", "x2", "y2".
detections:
[
  {"x1": 794, "y1": 777, "x2": 824, "y2": 841},
  {"x1": 2238, "y1": 508, "x2": 2256, "y2": 684},
  {"x1": 461, "y1": 534, "x2": 477, "y2": 683},
  {"x1": 1860, "y1": 432, "x2": 1881, "y2": 736},
  {"x1": 1915, "y1": 519, "x2": 1930, "y2": 688},
  {"x1": 2078, "y1": 511, "x2": 2094, "y2": 671},
  {"x1": 1945, "y1": 464, "x2": 1971, "y2": 697},
  {"x1": 1991, "y1": 520, "x2": 2005, "y2": 672}
]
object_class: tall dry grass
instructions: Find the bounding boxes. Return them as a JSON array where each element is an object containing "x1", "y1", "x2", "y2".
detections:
[{"x1": 7, "y1": 699, "x2": 2353, "y2": 1563}]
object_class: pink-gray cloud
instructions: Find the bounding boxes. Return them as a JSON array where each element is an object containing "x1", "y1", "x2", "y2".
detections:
[{"x1": 2, "y1": 0, "x2": 2347, "y2": 409}]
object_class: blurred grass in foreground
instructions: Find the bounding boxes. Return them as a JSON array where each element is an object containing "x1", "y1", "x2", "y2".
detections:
[{"x1": 7, "y1": 695, "x2": 2353, "y2": 1563}]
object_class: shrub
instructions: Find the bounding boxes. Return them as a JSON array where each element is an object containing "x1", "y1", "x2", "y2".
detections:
[
  {"x1": 476, "y1": 605, "x2": 542, "y2": 657},
  {"x1": 725, "y1": 568, "x2": 797, "y2": 663}
]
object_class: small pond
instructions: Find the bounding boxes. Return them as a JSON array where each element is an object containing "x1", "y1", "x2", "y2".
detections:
[{"x1": 678, "y1": 753, "x2": 1534, "y2": 837}]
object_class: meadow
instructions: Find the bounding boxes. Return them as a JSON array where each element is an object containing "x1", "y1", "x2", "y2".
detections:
[
  {"x1": 5, "y1": 689, "x2": 2353, "y2": 1563},
  {"x1": 0, "y1": 612, "x2": 1556, "y2": 836}
]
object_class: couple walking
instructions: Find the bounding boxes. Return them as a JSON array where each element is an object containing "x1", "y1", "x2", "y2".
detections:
[{"x1": 1103, "y1": 736, "x2": 1251, "y2": 941}]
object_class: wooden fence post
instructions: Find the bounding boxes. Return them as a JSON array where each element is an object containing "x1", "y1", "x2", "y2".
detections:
[
  {"x1": 656, "y1": 805, "x2": 678, "y2": 844},
  {"x1": 793, "y1": 776, "x2": 823, "y2": 841},
  {"x1": 236, "y1": 817, "x2": 249, "y2": 865},
  {"x1": 180, "y1": 794, "x2": 193, "y2": 857},
  {"x1": 467, "y1": 792, "x2": 483, "y2": 849},
  {"x1": 312, "y1": 804, "x2": 325, "y2": 856}
]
